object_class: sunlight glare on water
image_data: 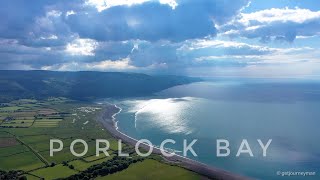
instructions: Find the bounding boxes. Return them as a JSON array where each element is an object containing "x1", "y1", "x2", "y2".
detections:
[{"x1": 127, "y1": 97, "x2": 196, "y2": 135}]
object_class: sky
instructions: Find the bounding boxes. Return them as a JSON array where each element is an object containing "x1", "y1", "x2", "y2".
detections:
[{"x1": 0, "y1": 0, "x2": 320, "y2": 78}]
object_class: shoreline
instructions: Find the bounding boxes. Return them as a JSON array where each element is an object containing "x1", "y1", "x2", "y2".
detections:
[{"x1": 97, "y1": 104, "x2": 251, "y2": 180}]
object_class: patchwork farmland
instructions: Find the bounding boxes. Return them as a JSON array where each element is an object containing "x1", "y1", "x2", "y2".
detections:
[{"x1": 0, "y1": 98, "x2": 201, "y2": 179}]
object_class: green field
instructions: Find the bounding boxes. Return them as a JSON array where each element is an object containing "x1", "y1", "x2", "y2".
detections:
[
  {"x1": 1, "y1": 122, "x2": 33, "y2": 127},
  {"x1": 32, "y1": 121, "x2": 60, "y2": 128},
  {"x1": 20, "y1": 135, "x2": 53, "y2": 144},
  {"x1": 0, "y1": 144, "x2": 29, "y2": 157},
  {"x1": 0, "y1": 131, "x2": 12, "y2": 137},
  {"x1": 0, "y1": 151, "x2": 45, "y2": 171},
  {"x1": 97, "y1": 159, "x2": 201, "y2": 180},
  {"x1": 0, "y1": 106, "x2": 24, "y2": 112},
  {"x1": 84, "y1": 152, "x2": 114, "y2": 162},
  {"x1": 4, "y1": 120, "x2": 34, "y2": 123},
  {"x1": 25, "y1": 174, "x2": 41, "y2": 180},
  {"x1": 70, "y1": 155, "x2": 114, "y2": 171},
  {"x1": 0, "y1": 98, "x2": 203, "y2": 180},
  {"x1": 30, "y1": 164, "x2": 77, "y2": 179}
]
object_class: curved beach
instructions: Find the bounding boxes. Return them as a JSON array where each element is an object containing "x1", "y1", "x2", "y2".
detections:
[{"x1": 98, "y1": 104, "x2": 251, "y2": 180}]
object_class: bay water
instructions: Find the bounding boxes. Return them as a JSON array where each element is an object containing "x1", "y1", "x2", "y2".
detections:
[{"x1": 108, "y1": 79, "x2": 320, "y2": 179}]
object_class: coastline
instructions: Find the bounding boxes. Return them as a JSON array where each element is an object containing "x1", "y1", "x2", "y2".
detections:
[{"x1": 97, "y1": 104, "x2": 251, "y2": 180}]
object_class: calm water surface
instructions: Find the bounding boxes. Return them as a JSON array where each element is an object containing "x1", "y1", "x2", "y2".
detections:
[{"x1": 107, "y1": 80, "x2": 320, "y2": 179}]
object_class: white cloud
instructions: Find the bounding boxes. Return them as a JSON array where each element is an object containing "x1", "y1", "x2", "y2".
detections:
[
  {"x1": 159, "y1": 0, "x2": 178, "y2": 9},
  {"x1": 86, "y1": 0, "x2": 150, "y2": 12},
  {"x1": 187, "y1": 39, "x2": 250, "y2": 49},
  {"x1": 46, "y1": 10, "x2": 62, "y2": 18},
  {"x1": 89, "y1": 58, "x2": 136, "y2": 70},
  {"x1": 296, "y1": 33, "x2": 320, "y2": 39},
  {"x1": 176, "y1": 38, "x2": 320, "y2": 73},
  {"x1": 222, "y1": 29, "x2": 240, "y2": 36},
  {"x1": 195, "y1": 55, "x2": 262, "y2": 62},
  {"x1": 41, "y1": 58, "x2": 136, "y2": 71},
  {"x1": 85, "y1": 0, "x2": 178, "y2": 12},
  {"x1": 193, "y1": 46, "x2": 319, "y2": 66},
  {"x1": 34, "y1": 10, "x2": 62, "y2": 32},
  {"x1": 126, "y1": 17, "x2": 141, "y2": 28},
  {"x1": 179, "y1": 39, "x2": 272, "y2": 52},
  {"x1": 131, "y1": 43, "x2": 139, "y2": 53},
  {"x1": 40, "y1": 35, "x2": 58, "y2": 40},
  {"x1": 65, "y1": 38, "x2": 97, "y2": 56},
  {"x1": 66, "y1": 10, "x2": 76, "y2": 17},
  {"x1": 221, "y1": 8, "x2": 320, "y2": 42},
  {"x1": 238, "y1": 7, "x2": 320, "y2": 25}
]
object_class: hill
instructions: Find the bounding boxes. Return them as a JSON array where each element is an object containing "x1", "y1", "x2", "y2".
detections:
[{"x1": 0, "y1": 70, "x2": 200, "y2": 102}]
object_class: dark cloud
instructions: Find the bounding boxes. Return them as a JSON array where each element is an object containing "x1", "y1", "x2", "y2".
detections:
[
  {"x1": 0, "y1": 0, "x2": 84, "y2": 50},
  {"x1": 60, "y1": 0, "x2": 249, "y2": 42},
  {"x1": 67, "y1": 2, "x2": 215, "y2": 42},
  {"x1": 129, "y1": 41, "x2": 180, "y2": 67},
  {"x1": 0, "y1": 0, "x2": 273, "y2": 72},
  {"x1": 0, "y1": 0, "x2": 249, "y2": 45}
]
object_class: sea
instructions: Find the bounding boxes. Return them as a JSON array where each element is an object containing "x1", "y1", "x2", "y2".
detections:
[{"x1": 105, "y1": 79, "x2": 320, "y2": 180}]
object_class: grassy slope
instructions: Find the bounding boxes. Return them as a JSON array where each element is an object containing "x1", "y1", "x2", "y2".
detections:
[{"x1": 0, "y1": 70, "x2": 200, "y2": 102}]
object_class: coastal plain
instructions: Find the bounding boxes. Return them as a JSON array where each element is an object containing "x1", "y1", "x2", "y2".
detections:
[{"x1": 0, "y1": 98, "x2": 203, "y2": 180}]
